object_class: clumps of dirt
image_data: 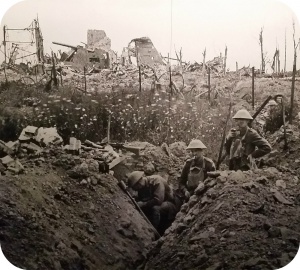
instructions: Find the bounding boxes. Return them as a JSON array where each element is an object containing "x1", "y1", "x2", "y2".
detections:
[
  {"x1": 0, "y1": 158, "x2": 155, "y2": 270},
  {"x1": 143, "y1": 168, "x2": 300, "y2": 270},
  {"x1": 112, "y1": 141, "x2": 188, "y2": 188},
  {"x1": 261, "y1": 124, "x2": 300, "y2": 176}
]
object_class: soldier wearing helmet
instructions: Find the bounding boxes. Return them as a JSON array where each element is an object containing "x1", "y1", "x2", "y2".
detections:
[
  {"x1": 127, "y1": 171, "x2": 179, "y2": 234},
  {"x1": 264, "y1": 99, "x2": 283, "y2": 133},
  {"x1": 225, "y1": 109, "x2": 271, "y2": 171},
  {"x1": 179, "y1": 139, "x2": 216, "y2": 199}
]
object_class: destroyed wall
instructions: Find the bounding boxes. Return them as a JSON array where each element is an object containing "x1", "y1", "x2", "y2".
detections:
[
  {"x1": 71, "y1": 48, "x2": 109, "y2": 69},
  {"x1": 87, "y1": 29, "x2": 117, "y2": 66},
  {"x1": 130, "y1": 37, "x2": 165, "y2": 67},
  {"x1": 87, "y1": 30, "x2": 111, "y2": 51}
]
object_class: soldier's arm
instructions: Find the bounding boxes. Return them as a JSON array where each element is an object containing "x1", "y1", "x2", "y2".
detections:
[
  {"x1": 250, "y1": 131, "x2": 272, "y2": 158},
  {"x1": 224, "y1": 135, "x2": 233, "y2": 155},
  {"x1": 179, "y1": 161, "x2": 190, "y2": 191},
  {"x1": 143, "y1": 182, "x2": 165, "y2": 208},
  {"x1": 207, "y1": 160, "x2": 216, "y2": 171}
]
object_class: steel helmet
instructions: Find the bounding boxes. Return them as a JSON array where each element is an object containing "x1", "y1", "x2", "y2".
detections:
[
  {"x1": 128, "y1": 171, "x2": 144, "y2": 187},
  {"x1": 187, "y1": 139, "x2": 207, "y2": 150},
  {"x1": 268, "y1": 100, "x2": 277, "y2": 106},
  {"x1": 232, "y1": 109, "x2": 253, "y2": 120}
]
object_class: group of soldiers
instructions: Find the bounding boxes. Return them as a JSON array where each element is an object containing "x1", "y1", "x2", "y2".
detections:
[{"x1": 127, "y1": 108, "x2": 272, "y2": 235}]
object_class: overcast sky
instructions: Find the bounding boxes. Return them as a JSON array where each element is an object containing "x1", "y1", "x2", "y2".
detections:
[{"x1": 0, "y1": 0, "x2": 300, "y2": 71}]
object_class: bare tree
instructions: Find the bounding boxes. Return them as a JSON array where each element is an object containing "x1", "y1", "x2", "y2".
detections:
[
  {"x1": 174, "y1": 46, "x2": 183, "y2": 68},
  {"x1": 284, "y1": 29, "x2": 287, "y2": 74},
  {"x1": 224, "y1": 45, "x2": 228, "y2": 75},
  {"x1": 290, "y1": 19, "x2": 300, "y2": 123},
  {"x1": 202, "y1": 47, "x2": 206, "y2": 74},
  {"x1": 259, "y1": 27, "x2": 265, "y2": 74}
]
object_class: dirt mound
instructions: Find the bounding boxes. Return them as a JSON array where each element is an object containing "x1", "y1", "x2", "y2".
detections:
[
  {"x1": 143, "y1": 168, "x2": 300, "y2": 270},
  {"x1": 112, "y1": 141, "x2": 187, "y2": 188},
  {"x1": 261, "y1": 124, "x2": 300, "y2": 176},
  {"x1": 0, "y1": 158, "x2": 155, "y2": 270}
]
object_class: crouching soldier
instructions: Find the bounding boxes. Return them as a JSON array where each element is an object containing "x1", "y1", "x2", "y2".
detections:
[
  {"x1": 225, "y1": 109, "x2": 272, "y2": 171},
  {"x1": 179, "y1": 139, "x2": 216, "y2": 200},
  {"x1": 127, "y1": 171, "x2": 179, "y2": 235}
]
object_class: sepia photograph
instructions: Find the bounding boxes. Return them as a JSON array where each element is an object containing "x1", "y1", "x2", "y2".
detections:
[{"x1": 0, "y1": 0, "x2": 300, "y2": 269}]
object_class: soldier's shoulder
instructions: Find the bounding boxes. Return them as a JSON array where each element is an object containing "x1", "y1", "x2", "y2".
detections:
[
  {"x1": 248, "y1": 128, "x2": 260, "y2": 136},
  {"x1": 149, "y1": 174, "x2": 165, "y2": 183},
  {"x1": 204, "y1": 157, "x2": 215, "y2": 166}
]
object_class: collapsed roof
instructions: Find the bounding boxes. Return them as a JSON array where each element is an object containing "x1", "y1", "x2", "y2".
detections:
[{"x1": 127, "y1": 37, "x2": 165, "y2": 67}]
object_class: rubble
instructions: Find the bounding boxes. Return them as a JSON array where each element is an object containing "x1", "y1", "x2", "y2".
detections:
[{"x1": 35, "y1": 127, "x2": 63, "y2": 146}]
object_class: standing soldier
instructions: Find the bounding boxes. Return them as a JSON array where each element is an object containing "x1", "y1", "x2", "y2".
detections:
[
  {"x1": 127, "y1": 171, "x2": 179, "y2": 235},
  {"x1": 264, "y1": 100, "x2": 282, "y2": 133},
  {"x1": 179, "y1": 139, "x2": 216, "y2": 199},
  {"x1": 225, "y1": 109, "x2": 271, "y2": 171}
]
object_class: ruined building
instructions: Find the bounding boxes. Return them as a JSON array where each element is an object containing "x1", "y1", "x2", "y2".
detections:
[
  {"x1": 122, "y1": 37, "x2": 165, "y2": 67},
  {"x1": 54, "y1": 29, "x2": 117, "y2": 70}
]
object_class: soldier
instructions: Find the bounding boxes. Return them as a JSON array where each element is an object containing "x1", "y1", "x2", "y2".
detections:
[
  {"x1": 264, "y1": 100, "x2": 283, "y2": 134},
  {"x1": 179, "y1": 139, "x2": 216, "y2": 199},
  {"x1": 127, "y1": 171, "x2": 179, "y2": 234},
  {"x1": 225, "y1": 109, "x2": 272, "y2": 171}
]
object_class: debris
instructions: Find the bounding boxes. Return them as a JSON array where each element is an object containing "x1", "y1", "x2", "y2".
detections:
[
  {"x1": 276, "y1": 180, "x2": 287, "y2": 189},
  {"x1": 0, "y1": 155, "x2": 14, "y2": 166},
  {"x1": 7, "y1": 159, "x2": 24, "y2": 174},
  {"x1": 22, "y1": 142, "x2": 42, "y2": 154},
  {"x1": 65, "y1": 137, "x2": 81, "y2": 155},
  {"x1": 18, "y1": 126, "x2": 38, "y2": 141},
  {"x1": 270, "y1": 188, "x2": 293, "y2": 205},
  {"x1": 35, "y1": 127, "x2": 63, "y2": 146},
  {"x1": 84, "y1": 140, "x2": 104, "y2": 149}
]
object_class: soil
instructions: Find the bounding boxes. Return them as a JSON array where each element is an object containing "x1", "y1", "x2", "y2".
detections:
[
  {"x1": 142, "y1": 168, "x2": 300, "y2": 270},
  {"x1": 0, "y1": 160, "x2": 154, "y2": 270},
  {"x1": 0, "y1": 67, "x2": 300, "y2": 270}
]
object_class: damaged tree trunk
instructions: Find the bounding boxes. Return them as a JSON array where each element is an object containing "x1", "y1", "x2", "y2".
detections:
[
  {"x1": 259, "y1": 28, "x2": 265, "y2": 74},
  {"x1": 208, "y1": 67, "x2": 211, "y2": 104},
  {"x1": 51, "y1": 52, "x2": 58, "y2": 87},
  {"x1": 277, "y1": 49, "x2": 280, "y2": 75},
  {"x1": 252, "y1": 67, "x2": 255, "y2": 109},
  {"x1": 224, "y1": 45, "x2": 227, "y2": 75},
  {"x1": 84, "y1": 66, "x2": 87, "y2": 94},
  {"x1": 290, "y1": 20, "x2": 299, "y2": 124},
  {"x1": 3, "y1": 25, "x2": 7, "y2": 64},
  {"x1": 284, "y1": 29, "x2": 287, "y2": 75},
  {"x1": 202, "y1": 48, "x2": 206, "y2": 74},
  {"x1": 139, "y1": 66, "x2": 142, "y2": 92}
]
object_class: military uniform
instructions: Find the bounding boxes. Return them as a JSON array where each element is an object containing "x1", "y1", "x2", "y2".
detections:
[
  {"x1": 179, "y1": 157, "x2": 216, "y2": 194},
  {"x1": 224, "y1": 127, "x2": 271, "y2": 171},
  {"x1": 135, "y1": 175, "x2": 179, "y2": 234}
]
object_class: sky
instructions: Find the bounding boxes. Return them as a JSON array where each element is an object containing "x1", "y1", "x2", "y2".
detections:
[{"x1": 0, "y1": 0, "x2": 300, "y2": 72}]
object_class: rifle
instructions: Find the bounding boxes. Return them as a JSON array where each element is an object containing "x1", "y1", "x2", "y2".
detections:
[
  {"x1": 216, "y1": 102, "x2": 232, "y2": 169},
  {"x1": 249, "y1": 95, "x2": 273, "y2": 126},
  {"x1": 274, "y1": 94, "x2": 288, "y2": 150},
  {"x1": 116, "y1": 179, "x2": 161, "y2": 239},
  {"x1": 217, "y1": 95, "x2": 273, "y2": 167}
]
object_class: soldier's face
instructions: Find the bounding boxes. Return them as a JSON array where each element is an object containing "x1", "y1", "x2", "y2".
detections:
[
  {"x1": 268, "y1": 105, "x2": 276, "y2": 112},
  {"x1": 235, "y1": 119, "x2": 249, "y2": 129},
  {"x1": 190, "y1": 149, "x2": 203, "y2": 159},
  {"x1": 133, "y1": 177, "x2": 146, "y2": 190}
]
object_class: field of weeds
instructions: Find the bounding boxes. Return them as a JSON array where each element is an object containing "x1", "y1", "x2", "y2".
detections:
[{"x1": 0, "y1": 72, "x2": 299, "y2": 162}]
